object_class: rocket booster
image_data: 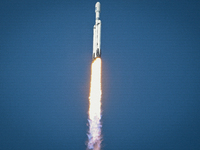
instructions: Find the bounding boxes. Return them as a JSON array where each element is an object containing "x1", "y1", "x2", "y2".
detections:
[{"x1": 92, "y1": 2, "x2": 101, "y2": 60}]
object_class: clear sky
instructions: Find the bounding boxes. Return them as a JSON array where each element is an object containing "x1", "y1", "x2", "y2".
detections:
[{"x1": 0, "y1": 0, "x2": 200, "y2": 149}]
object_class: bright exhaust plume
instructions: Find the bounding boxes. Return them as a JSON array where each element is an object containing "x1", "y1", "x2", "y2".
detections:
[{"x1": 87, "y1": 58, "x2": 102, "y2": 150}]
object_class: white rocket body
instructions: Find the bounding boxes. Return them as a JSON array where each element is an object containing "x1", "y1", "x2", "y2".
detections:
[{"x1": 93, "y1": 2, "x2": 101, "y2": 60}]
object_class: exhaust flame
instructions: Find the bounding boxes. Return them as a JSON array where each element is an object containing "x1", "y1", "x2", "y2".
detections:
[{"x1": 87, "y1": 58, "x2": 102, "y2": 150}]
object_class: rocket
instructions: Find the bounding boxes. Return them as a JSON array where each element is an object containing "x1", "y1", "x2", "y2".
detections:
[{"x1": 92, "y1": 2, "x2": 101, "y2": 60}]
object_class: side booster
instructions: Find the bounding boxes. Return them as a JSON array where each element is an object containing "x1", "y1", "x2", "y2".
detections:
[{"x1": 92, "y1": 2, "x2": 101, "y2": 60}]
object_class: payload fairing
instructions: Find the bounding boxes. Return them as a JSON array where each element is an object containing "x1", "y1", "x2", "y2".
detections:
[{"x1": 92, "y1": 2, "x2": 101, "y2": 60}]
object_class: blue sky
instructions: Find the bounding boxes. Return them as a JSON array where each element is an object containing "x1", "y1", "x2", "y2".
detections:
[{"x1": 0, "y1": 0, "x2": 200, "y2": 149}]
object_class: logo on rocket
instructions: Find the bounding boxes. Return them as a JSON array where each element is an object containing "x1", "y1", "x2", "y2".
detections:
[{"x1": 92, "y1": 2, "x2": 101, "y2": 60}]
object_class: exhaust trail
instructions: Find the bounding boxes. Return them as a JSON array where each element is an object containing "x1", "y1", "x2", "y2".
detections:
[{"x1": 87, "y1": 58, "x2": 102, "y2": 150}]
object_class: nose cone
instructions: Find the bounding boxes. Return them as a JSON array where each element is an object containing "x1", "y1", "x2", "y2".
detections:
[{"x1": 95, "y1": 2, "x2": 100, "y2": 12}]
